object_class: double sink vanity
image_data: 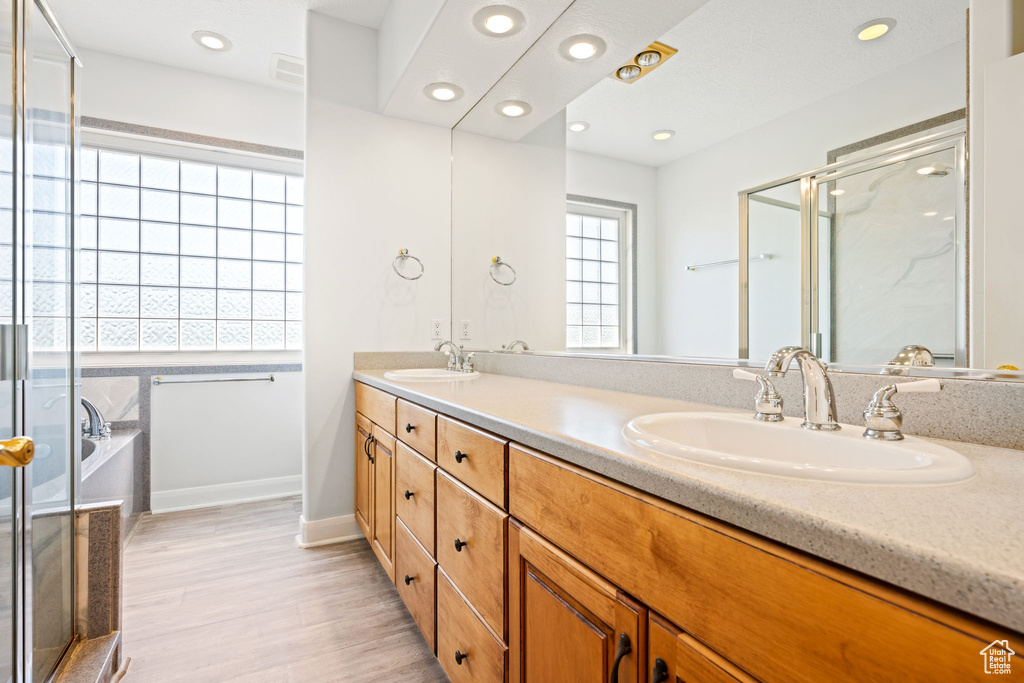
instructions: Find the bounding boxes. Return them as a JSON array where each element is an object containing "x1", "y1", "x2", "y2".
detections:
[{"x1": 352, "y1": 357, "x2": 1023, "y2": 682}]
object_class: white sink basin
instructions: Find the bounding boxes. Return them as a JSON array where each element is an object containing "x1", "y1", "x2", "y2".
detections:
[
  {"x1": 623, "y1": 412, "x2": 975, "y2": 484},
  {"x1": 383, "y1": 368, "x2": 481, "y2": 381}
]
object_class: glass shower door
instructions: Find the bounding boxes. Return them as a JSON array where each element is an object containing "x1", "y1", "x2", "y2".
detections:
[{"x1": 25, "y1": 2, "x2": 76, "y2": 681}]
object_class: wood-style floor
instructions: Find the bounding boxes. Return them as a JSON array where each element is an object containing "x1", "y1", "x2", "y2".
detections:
[{"x1": 121, "y1": 496, "x2": 448, "y2": 682}]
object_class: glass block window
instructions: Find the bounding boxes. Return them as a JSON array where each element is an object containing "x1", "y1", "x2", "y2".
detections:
[
  {"x1": 566, "y1": 208, "x2": 623, "y2": 350},
  {"x1": 79, "y1": 146, "x2": 303, "y2": 351}
]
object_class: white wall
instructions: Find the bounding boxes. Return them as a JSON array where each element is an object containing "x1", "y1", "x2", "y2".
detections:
[
  {"x1": 150, "y1": 372, "x2": 304, "y2": 512},
  {"x1": 656, "y1": 41, "x2": 966, "y2": 359},
  {"x1": 452, "y1": 115, "x2": 566, "y2": 353},
  {"x1": 567, "y1": 150, "x2": 658, "y2": 354},
  {"x1": 303, "y1": 12, "x2": 451, "y2": 537},
  {"x1": 78, "y1": 48, "x2": 304, "y2": 150}
]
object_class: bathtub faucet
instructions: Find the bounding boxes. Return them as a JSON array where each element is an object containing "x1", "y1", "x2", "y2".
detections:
[{"x1": 81, "y1": 398, "x2": 111, "y2": 440}]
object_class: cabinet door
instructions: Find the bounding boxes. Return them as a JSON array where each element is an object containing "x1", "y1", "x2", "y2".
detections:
[
  {"x1": 371, "y1": 426, "x2": 396, "y2": 582},
  {"x1": 354, "y1": 413, "x2": 374, "y2": 541},
  {"x1": 647, "y1": 613, "x2": 754, "y2": 683},
  {"x1": 509, "y1": 520, "x2": 645, "y2": 683}
]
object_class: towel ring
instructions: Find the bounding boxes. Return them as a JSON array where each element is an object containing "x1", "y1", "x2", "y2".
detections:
[
  {"x1": 393, "y1": 248, "x2": 424, "y2": 281},
  {"x1": 489, "y1": 256, "x2": 517, "y2": 286}
]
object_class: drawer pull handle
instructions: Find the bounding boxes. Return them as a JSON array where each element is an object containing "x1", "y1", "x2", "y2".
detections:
[
  {"x1": 404, "y1": 489, "x2": 414, "y2": 500},
  {"x1": 454, "y1": 650, "x2": 468, "y2": 665},
  {"x1": 404, "y1": 574, "x2": 415, "y2": 585},
  {"x1": 454, "y1": 538, "x2": 468, "y2": 552},
  {"x1": 609, "y1": 633, "x2": 631, "y2": 683},
  {"x1": 454, "y1": 450, "x2": 468, "y2": 463},
  {"x1": 652, "y1": 657, "x2": 669, "y2": 683},
  {"x1": 405, "y1": 423, "x2": 415, "y2": 433}
]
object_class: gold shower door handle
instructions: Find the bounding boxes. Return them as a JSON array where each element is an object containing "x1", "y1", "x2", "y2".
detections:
[{"x1": 0, "y1": 437, "x2": 34, "y2": 467}]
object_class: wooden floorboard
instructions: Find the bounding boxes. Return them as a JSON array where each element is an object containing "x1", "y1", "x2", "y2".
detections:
[{"x1": 121, "y1": 496, "x2": 449, "y2": 682}]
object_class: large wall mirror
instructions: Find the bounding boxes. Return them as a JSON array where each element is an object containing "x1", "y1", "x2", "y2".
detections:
[{"x1": 450, "y1": 0, "x2": 1024, "y2": 380}]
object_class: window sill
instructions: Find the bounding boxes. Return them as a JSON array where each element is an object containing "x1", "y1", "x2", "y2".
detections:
[{"x1": 81, "y1": 349, "x2": 302, "y2": 368}]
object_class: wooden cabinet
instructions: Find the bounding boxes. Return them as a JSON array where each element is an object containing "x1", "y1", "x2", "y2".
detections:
[
  {"x1": 397, "y1": 399, "x2": 437, "y2": 460},
  {"x1": 395, "y1": 442, "x2": 436, "y2": 554},
  {"x1": 437, "y1": 568, "x2": 507, "y2": 683},
  {"x1": 354, "y1": 412, "x2": 374, "y2": 540},
  {"x1": 395, "y1": 518, "x2": 437, "y2": 652},
  {"x1": 370, "y1": 425, "x2": 396, "y2": 582},
  {"x1": 436, "y1": 470, "x2": 508, "y2": 639},
  {"x1": 508, "y1": 520, "x2": 645, "y2": 683},
  {"x1": 647, "y1": 613, "x2": 754, "y2": 683},
  {"x1": 355, "y1": 381, "x2": 396, "y2": 434},
  {"x1": 437, "y1": 416, "x2": 508, "y2": 509}
]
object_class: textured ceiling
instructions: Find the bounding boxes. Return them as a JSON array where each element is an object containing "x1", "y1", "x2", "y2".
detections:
[
  {"x1": 47, "y1": 0, "x2": 392, "y2": 90},
  {"x1": 566, "y1": 0, "x2": 969, "y2": 167}
]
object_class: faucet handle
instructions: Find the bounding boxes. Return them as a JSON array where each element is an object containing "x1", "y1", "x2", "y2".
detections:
[
  {"x1": 733, "y1": 368, "x2": 784, "y2": 422},
  {"x1": 863, "y1": 379, "x2": 941, "y2": 441},
  {"x1": 463, "y1": 353, "x2": 475, "y2": 373}
]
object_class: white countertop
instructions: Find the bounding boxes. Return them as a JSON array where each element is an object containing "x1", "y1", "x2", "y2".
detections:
[{"x1": 354, "y1": 369, "x2": 1024, "y2": 633}]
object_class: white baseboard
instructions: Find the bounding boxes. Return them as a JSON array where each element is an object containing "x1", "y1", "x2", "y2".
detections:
[
  {"x1": 151, "y1": 474, "x2": 302, "y2": 514},
  {"x1": 296, "y1": 513, "x2": 363, "y2": 548}
]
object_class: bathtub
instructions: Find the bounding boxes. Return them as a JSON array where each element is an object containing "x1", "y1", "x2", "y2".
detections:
[{"x1": 81, "y1": 429, "x2": 141, "y2": 544}]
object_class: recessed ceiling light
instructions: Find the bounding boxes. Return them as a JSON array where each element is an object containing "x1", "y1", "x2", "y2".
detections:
[
  {"x1": 943, "y1": 216, "x2": 955, "y2": 221},
  {"x1": 559, "y1": 34, "x2": 606, "y2": 62},
  {"x1": 916, "y1": 165, "x2": 936, "y2": 175},
  {"x1": 830, "y1": 189, "x2": 845, "y2": 196},
  {"x1": 856, "y1": 18, "x2": 895, "y2": 41},
  {"x1": 192, "y1": 30, "x2": 232, "y2": 51},
  {"x1": 423, "y1": 82, "x2": 464, "y2": 102},
  {"x1": 636, "y1": 50, "x2": 661, "y2": 68},
  {"x1": 617, "y1": 65, "x2": 642, "y2": 81},
  {"x1": 568, "y1": 121, "x2": 589, "y2": 132},
  {"x1": 496, "y1": 100, "x2": 532, "y2": 118},
  {"x1": 652, "y1": 130, "x2": 674, "y2": 141},
  {"x1": 924, "y1": 211, "x2": 938, "y2": 217},
  {"x1": 473, "y1": 6, "x2": 525, "y2": 37}
]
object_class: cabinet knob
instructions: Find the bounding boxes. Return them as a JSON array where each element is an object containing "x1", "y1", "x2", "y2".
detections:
[
  {"x1": 454, "y1": 650, "x2": 468, "y2": 665},
  {"x1": 454, "y1": 538, "x2": 468, "y2": 552},
  {"x1": 404, "y1": 574, "x2": 415, "y2": 585},
  {"x1": 454, "y1": 450, "x2": 468, "y2": 463},
  {"x1": 652, "y1": 657, "x2": 669, "y2": 683},
  {"x1": 405, "y1": 423, "x2": 415, "y2": 433},
  {"x1": 404, "y1": 489, "x2": 414, "y2": 500}
]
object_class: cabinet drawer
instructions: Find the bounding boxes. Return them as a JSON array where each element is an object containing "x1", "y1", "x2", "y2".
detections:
[
  {"x1": 396, "y1": 442, "x2": 436, "y2": 555},
  {"x1": 509, "y1": 444, "x2": 1018, "y2": 682},
  {"x1": 649, "y1": 612, "x2": 754, "y2": 683},
  {"x1": 437, "y1": 568, "x2": 507, "y2": 683},
  {"x1": 355, "y1": 382, "x2": 396, "y2": 435},
  {"x1": 397, "y1": 399, "x2": 437, "y2": 460},
  {"x1": 395, "y1": 518, "x2": 437, "y2": 652},
  {"x1": 436, "y1": 470, "x2": 507, "y2": 639},
  {"x1": 437, "y1": 416, "x2": 507, "y2": 508}
]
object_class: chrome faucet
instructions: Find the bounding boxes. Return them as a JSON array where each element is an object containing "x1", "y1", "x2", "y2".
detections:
[
  {"x1": 433, "y1": 340, "x2": 464, "y2": 372},
  {"x1": 886, "y1": 344, "x2": 935, "y2": 375},
  {"x1": 502, "y1": 340, "x2": 529, "y2": 353},
  {"x1": 764, "y1": 346, "x2": 840, "y2": 431},
  {"x1": 80, "y1": 397, "x2": 111, "y2": 440}
]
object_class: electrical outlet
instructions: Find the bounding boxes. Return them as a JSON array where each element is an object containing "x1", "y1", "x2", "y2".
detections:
[
  {"x1": 431, "y1": 319, "x2": 443, "y2": 340},
  {"x1": 459, "y1": 320, "x2": 471, "y2": 340}
]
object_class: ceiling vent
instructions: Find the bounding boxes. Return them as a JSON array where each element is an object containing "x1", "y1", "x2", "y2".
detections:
[{"x1": 269, "y1": 53, "x2": 304, "y2": 88}]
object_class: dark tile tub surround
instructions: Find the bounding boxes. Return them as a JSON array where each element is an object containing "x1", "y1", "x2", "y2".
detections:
[
  {"x1": 81, "y1": 363, "x2": 302, "y2": 514},
  {"x1": 355, "y1": 351, "x2": 1024, "y2": 450}
]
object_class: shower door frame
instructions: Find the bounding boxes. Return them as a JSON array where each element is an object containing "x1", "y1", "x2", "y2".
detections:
[{"x1": 738, "y1": 127, "x2": 968, "y2": 366}]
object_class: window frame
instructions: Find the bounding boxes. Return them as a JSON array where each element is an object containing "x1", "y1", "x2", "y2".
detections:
[
  {"x1": 565, "y1": 195, "x2": 637, "y2": 354},
  {"x1": 79, "y1": 129, "x2": 304, "y2": 358}
]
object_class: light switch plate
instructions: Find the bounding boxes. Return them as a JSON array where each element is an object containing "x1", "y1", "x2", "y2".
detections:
[{"x1": 459, "y1": 320, "x2": 471, "y2": 340}]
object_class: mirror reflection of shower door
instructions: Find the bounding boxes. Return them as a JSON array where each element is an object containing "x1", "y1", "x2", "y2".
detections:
[
  {"x1": 817, "y1": 145, "x2": 964, "y2": 366},
  {"x1": 25, "y1": 3, "x2": 76, "y2": 681},
  {"x1": 745, "y1": 180, "x2": 802, "y2": 360}
]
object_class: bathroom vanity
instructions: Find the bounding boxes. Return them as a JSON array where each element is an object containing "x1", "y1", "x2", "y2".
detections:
[{"x1": 352, "y1": 372, "x2": 1023, "y2": 682}]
